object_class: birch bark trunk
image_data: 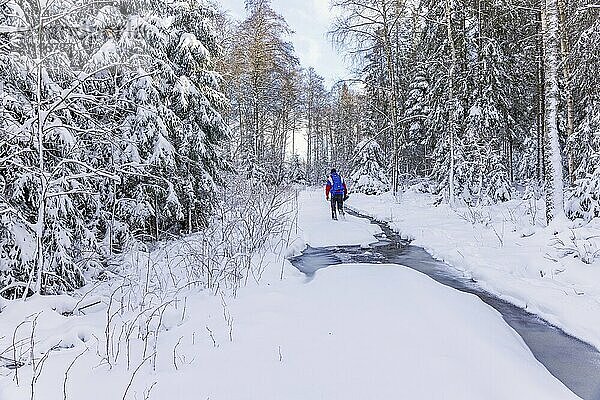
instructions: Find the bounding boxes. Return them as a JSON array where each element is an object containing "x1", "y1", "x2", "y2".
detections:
[
  {"x1": 542, "y1": 0, "x2": 567, "y2": 223},
  {"x1": 557, "y1": 0, "x2": 575, "y2": 183}
]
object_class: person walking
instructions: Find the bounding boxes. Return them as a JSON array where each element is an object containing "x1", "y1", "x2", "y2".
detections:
[{"x1": 325, "y1": 168, "x2": 348, "y2": 220}]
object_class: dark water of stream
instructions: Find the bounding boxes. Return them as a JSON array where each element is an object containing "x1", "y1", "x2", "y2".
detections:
[{"x1": 289, "y1": 213, "x2": 600, "y2": 400}]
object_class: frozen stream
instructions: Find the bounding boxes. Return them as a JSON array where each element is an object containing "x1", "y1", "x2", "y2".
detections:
[{"x1": 290, "y1": 212, "x2": 600, "y2": 400}]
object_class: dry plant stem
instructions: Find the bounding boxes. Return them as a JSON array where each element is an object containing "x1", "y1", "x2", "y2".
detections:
[
  {"x1": 220, "y1": 295, "x2": 234, "y2": 342},
  {"x1": 113, "y1": 324, "x2": 126, "y2": 364},
  {"x1": 105, "y1": 286, "x2": 120, "y2": 367},
  {"x1": 31, "y1": 343, "x2": 59, "y2": 400},
  {"x1": 29, "y1": 315, "x2": 38, "y2": 381},
  {"x1": 173, "y1": 336, "x2": 184, "y2": 370},
  {"x1": 206, "y1": 326, "x2": 217, "y2": 347},
  {"x1": 142, "y1": 301, "x2": 174, "y2": 360},
  {"x1": 77, "y1": 300, "x2": 102, "y2": 315},
  {"x1": 69, "y1": 282, "x2": 103, "y2": 314},
  {"x1": 143, "y1": 381, "x2": 158, "y2": 400},
  {"x1": 180, "y1": 297, "x2": 187, "y2": 322},
  {"x1": 63, "y1": 348, "x2": 88, "y2": 400},
  {"x1": 490, "y1": 222, "x2": 505, "y2": 247},
  {"x1": 12, "y1": 319, "x2": 30, "y2": 385},
  {"x1": 122, "y1": 352, "x2": 155, "y2": 400}
]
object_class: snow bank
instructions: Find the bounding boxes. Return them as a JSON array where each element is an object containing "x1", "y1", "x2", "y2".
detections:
[
  {"x1": 348, "y1": 190, "x2": 600, "y2": 351},
  {"x1": 0, "y1": 264, "x2": 578, "y2": 399}
]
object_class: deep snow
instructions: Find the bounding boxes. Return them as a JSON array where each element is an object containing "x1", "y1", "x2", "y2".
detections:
[{"x1": 0, "y1": 188, "x2": 580, "y2": 399}]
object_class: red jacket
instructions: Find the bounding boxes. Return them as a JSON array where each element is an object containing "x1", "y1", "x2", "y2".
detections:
[{"x1": 325, "y1": 175, "x2": 347, "y2": 198}]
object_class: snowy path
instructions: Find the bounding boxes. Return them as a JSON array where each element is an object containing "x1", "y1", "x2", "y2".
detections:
[
  {"x1": 0, "y1": 189, "x2": 579, "y2": 399},
  {"x1": 296, "y1": 189, "x2": 382, "y2": 248}
]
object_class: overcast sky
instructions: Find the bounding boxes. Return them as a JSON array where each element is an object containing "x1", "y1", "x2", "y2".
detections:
[{"x1": 217, "y1": 0, "x2": 351, "y2": 87}]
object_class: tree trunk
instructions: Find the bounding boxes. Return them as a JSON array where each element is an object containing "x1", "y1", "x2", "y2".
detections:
[
  {"x1": 557, "y1": 0, "x2": 575, "y2": 183},
  {"x1": 34, "y1": 5, "x2": 46, "y2": 295},
  {"x1": 536, "y1": 10, "x2": 546, "y2": 185},
  {"x1": 381, "y1": 16, "x2": 400, "y2": 195},
  {"x1": 307, "y1": 100, "x2": 312, "y2": 181},
  {"x1": 542, "y1": 0, "x2": 566, "y2": 223},
  {"x1": 445, "y1": 0, "x2": 457, "y2": 206}
]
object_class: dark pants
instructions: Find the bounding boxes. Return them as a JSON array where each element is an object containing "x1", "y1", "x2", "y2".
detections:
[{"x1": 330, "y1": 194, "x2": 344, "y2": 219}]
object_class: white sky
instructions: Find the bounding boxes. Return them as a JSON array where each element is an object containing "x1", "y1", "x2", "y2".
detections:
[{"x1": 216, "y1": 0, "x2": 350, "y2": 87}]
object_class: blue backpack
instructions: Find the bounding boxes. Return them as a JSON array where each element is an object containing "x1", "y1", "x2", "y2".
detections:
[{"x1": 331, "y1": 173, "x2": 344, "y2": 195}]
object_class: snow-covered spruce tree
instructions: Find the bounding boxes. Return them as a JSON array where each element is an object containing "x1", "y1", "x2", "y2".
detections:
[
  {"x1": 145, "y1": 0, "x2": 229, "y2": 233},
  {"x1": 566, "y1": 8, "x2": 600, "y2": 222},
  {"x1": 286, "y1": 154, "x2": 307, "y2": 184},
  {"x1": 407, "y1": 0, "x2": 464, "y2": 204},
  {"x1": 88, "y1": 0, "x2": 230, "y2": 239},
  {"x1": 403, "y1": 67, "x2": 430, "y2": 175},
  {"x1": 566, "y1": 99, "x2": 600, "y2": 221},
  {"x1": 467, "y1": 36, "x2": 516, "y2": 203},
  {"x1": 462, "y1": 94, "x2": 511, "y2": 202},
  {"x1": 362, "y1": 41, "x2": 389, "y2": 152},
  {"x1": 350, "y1": 138, "x2": 390, "y2": 195},
  {"x1": 116, "y1": 70, "x2": 183, "y2": 240}
]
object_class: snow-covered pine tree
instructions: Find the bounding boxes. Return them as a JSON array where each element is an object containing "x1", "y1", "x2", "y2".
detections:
[{"x1": 350, "y1": 138, "x2": 390, "y2": 195}]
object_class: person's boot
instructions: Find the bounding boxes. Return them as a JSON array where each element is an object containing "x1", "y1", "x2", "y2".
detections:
[{"x1": 332, "y1": 212, "x2": 337, "y2": 220}]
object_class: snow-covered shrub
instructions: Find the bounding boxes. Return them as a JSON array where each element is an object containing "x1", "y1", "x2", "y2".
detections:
[
  {"x1": 523, "y1": 182, "x2": 544, "y2": 226},
  {"x1": 137, "y1": 174, "x2": 296, "y2": 291},
  {"x1": 550, "y1": 230, "x2": 600, "y2": 265},
  {"x1": 456, "y1": 205, "x2": 492, "y2": 226},
  {"x1": 350, "y1": 138, "x2": 390, "y2": 195},
  {"x1": 408, "y1": 178, "x2": 438, "y2": 194},
  {"x1": 566, "y1": 164, "x2": 600, "y2": 222}
]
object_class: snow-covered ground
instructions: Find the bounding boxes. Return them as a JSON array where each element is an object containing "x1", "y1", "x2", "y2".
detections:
[
  {"x1": 0, "y1": 188, "x2": 579, "y2": 399},
  {"x1": 348, "y1": 188, "x2": 600, "y2": 351}
]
